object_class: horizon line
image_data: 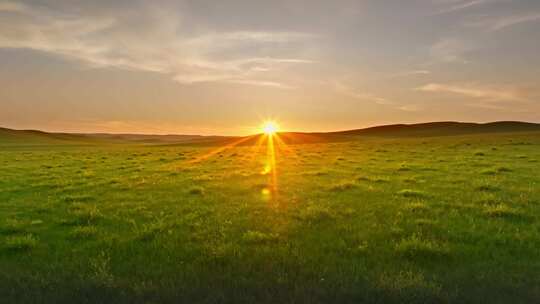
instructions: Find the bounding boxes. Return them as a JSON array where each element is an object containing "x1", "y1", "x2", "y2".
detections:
[{"x1": 2, "y1": 120, "x2": 539, "y2": 138}]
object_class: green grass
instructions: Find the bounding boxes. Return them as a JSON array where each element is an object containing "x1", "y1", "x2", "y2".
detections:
[
  {"x1": 242, "y1": 230, "x2": 280, "y2": 244},
  {"x1": 398, "y1": 189, "x2": 427, "y2": 198},
  {"x1": 1, "y1": 131, "x2": 540, "y2": 303},
  {"x1": 395, "y1": 234, "x2": 450, "y2": 259},
  {"x1": 483, "y1": 204, "x2": 522, "y2": 219},
  {"x1": 70, "y1": 226, "x2": 99, "y2": 240},
  {"x1": 4, "y1": 234, "x2": 38, "y2": 251}
]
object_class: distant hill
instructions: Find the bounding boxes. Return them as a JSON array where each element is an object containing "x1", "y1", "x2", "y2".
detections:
[
  {"x1": 0, "y1": 128, "x2": 96, "y2": 146},
  {"x1": 84, "y1": 133, "x2": 228, "y2": 144},
  {"x1": 235, "y1": 121, "x2": 540, "y2": 145},
  {"x1": 325, "y1": 121, "x2": 540, "y2": 137},
  {"x1": 1, "y1": 121, "x2": 540, "y2": 146},
  {"x1": 0, "y1": 127, "x2": 229, "y2": 146}
]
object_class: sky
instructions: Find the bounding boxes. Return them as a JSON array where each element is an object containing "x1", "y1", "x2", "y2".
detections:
[{"x1": 1, "y1": 0, "x2": 539, "y2": 135}]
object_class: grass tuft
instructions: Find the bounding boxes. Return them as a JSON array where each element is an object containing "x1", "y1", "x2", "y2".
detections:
[
  {"x1": 89, "y1": 252, "x2": 114, "y2": 285},
  {"x1": 297, "y1": 203, "x2": 334, "y2": 222},
  {"x1": 70, "y1": 226, "x2": 98, "y2": 240},
  {"x1": 329, "y1": 181, "x2": 356, "y2": 192},
  {"x1": 352, "y1": 241, "x2": 369, "y2": 254},
  {"x1": 395, "y1": 235, "x2": 449, "y2": 259},
  {"x1": 312, "y1": 170, "x2": 329, "y2": 176},
  {"x1": 475, "y1": 185, "x2": 500, "y2": 192},
  {"x1": 1, "y1": 219, "x2": 26, "y2": 235},
  {"x1": 242, "y1": 230, "x2": 279, "y2": 244},
  {"x1": 414, "y1": 219, "x2": 437, "y2": 227},
  {"x1": 397, "y1": 166, "x2": 411, "y2": 172},
  {"x1": 403, "y1": 202, "x2": 429, "y2": 213},
  {"x1": 188, "y1": 186, "x2": 205, "y2": 195},
  {"x1": 5, "y1": 234, "x2": 38, "y2": 251},
  {"x1": 376, "y1": 271, "x2": 442, "y2": 301},
  {"x1": 398, "y1": 189, "x2": 427, "y2": 198},
  {"x1": 62, "y1": 194, "x2": 94, "y2": 203},
  {"x1": 69, "y1": 203, "x2": 103, "y2": 225},
  {"x1": 402, "y1": 178, "x2": 417, "y2": 184},
  {"x1": 484, "y1": 204, "x2": 521, "y2": 218},
  {"x1": 135, "y1": 219, "x2": 172, "y2": 241},
  {"x1": 357, "y1": 176, "x2": 371, "y2": 182},
  {"x1": 481, "y1": 169, "x2": 496, "y2": 175}
]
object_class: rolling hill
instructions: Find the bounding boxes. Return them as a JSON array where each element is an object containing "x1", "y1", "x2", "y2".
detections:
[
  {"x1": 1, "y1": 121, "x2": 540, "y2": 147},
  {"x1": 328, "y1": 121, "x2": 540, "y2": 137}
]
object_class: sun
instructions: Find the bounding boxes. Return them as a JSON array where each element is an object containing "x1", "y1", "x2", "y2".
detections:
[{"x1": 262, "y1": 121, "x2": 279, "y2": 135}]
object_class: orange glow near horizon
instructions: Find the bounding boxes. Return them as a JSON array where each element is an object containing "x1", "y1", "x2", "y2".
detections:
[{"x1": 183, "y1": 120, "x2": 290, "y2": 206}]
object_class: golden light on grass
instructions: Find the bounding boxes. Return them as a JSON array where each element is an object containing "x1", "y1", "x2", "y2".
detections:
[
  {"x1": 261, "y1": 187, "x2": 271, "y2": 196},
  {"x1": 187, "y1": 136, "x2": 253, "y2": 164},
  {"x1": 261, "y1": 164, "x2": 272, "y2": 175},
  {"x1": 184, "y1": 119, "x2": 293, "y2": 205},
  {"x1": 265, "y1": 131, "x2": 278, "y2": 202},
  {"x1": 262, "y1": 121, "x2": 279, "y2": 135}
]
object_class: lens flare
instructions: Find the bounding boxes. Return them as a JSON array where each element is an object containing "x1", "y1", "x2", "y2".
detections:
[
  {"x1": 262, "y1": 121, "x2": 279, "y2": 135},
  {"x1": 261, "y1": 164, "x2": 272, "y2": 175}
]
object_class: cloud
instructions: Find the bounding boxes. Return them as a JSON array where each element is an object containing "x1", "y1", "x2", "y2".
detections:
[
  {"x1": 434, "y1": 0, "x2": 492, "y2": 15},
  {"x1": 397, "y1": 104, "x2": 423, "y2": 112},
  {"x1": 467, "y1": 13, "x2": 540, "y2": 31},
  {"x1": 333, "y1": 80, "x2": 429, "y2": 112},
  {"x1": 334, "y1": 81, "x2": 427, "y2": 112},
  {"x1": 0, "y1": 0, "x2": 26, "y2": 12},
  {"x1": 492, "y1": 13, "x2": 540, "y2": 30},
  {"x1": 429, "y1": 38, "x2": 472, "y2": 63},
  {"x1": 0, "y1": 1, "x2": 315, "y2": 88},
  {"x1": 228, "y1": 79, "x2": 295, "y2": 89},
  {"x1": 333, "y1": 81, "x2": 393, "y2": 105},
  {"x1": 201, "y1": 31, "x2": 316, "y2": 43},
  {"x1": 416, "y1": 83, "x2": 527, "y2": 102},
  {"x1": 389, "y1": 70, "x2": 431, "y2": 78}
]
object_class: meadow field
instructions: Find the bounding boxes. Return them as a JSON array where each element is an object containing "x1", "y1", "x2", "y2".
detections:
[{"x1": 1, "y1": 128, "x2": 540, "y2": 303}]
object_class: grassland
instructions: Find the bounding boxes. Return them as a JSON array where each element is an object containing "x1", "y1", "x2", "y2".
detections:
[{"x1": 1, "y1": 127, "x2": 540, "y2": 303}]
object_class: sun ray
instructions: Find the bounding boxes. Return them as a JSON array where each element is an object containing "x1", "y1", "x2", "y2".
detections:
[
  {"x1": 170, "y1": 121, "x2": 286, "y2": 206},
  {"x1": 272, "y1": 132, "x2": 298, "y2": 159},
  {"x1": 186, "y1": 135, "x2": 254, "y2": 165},
  {"x1": 249, "y1": 133, "x2": 267, "y2": 161},
  {"x1": 265, "y1": 133, "x2": 279, "y2": 202}
]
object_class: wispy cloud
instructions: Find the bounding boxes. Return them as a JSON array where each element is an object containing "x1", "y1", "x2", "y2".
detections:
[
  {"x1": 429, "y1": 38, "x2": 472, "y2": 63},
  {"x1": 416, "y1": 82, "x2": 537, "y2": 111},
  {"x1": 397, "y1": 104, "x2": 423, "y2": 112},
  {"x1": 467, "y1": 13, "x2": 540, "y2": 31},
  {"x1": 333, "y1": 81, "x2": 392, "y2": 105},
  {"x1": 491, "y1": 13, "x2": 540, "y2": 30},
  {"x1": 389, "y1": 70, "x2": 431, "y2": 78},
  {"x1": 334, "y1": 81, "x2": 428, "y2": 112},
  {"x1": 228, "y1": 79, "x2": 295, "y2": 89},
  {"x1": 434, "y1": 0, "x2": 492, "y2": 15},
  {"x1": 0, "y1": 0, "x2": 26, "y2": 12},
  {"x1": 416, "y1": 83, "x2": 527, "y2": 102},
  {"x1": 0, "y1": 1, "x2": 315, "y2": 88}
]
